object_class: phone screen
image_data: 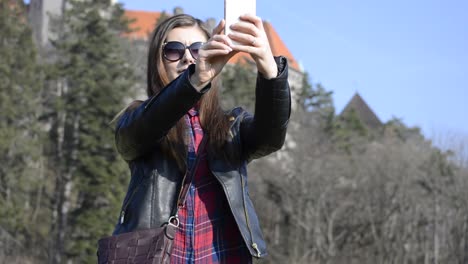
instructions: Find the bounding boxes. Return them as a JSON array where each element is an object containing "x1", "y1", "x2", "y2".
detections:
[{"x1": 224, "y1": 0, "x2": 256, "y2": 42}]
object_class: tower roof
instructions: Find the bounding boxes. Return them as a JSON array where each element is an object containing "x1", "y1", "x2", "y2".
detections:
[{"x1": 340, "y1": 92, "x2": 382, "y2": 129}]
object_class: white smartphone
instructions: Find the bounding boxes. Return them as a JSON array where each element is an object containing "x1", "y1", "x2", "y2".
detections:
[{"x1": 224, "y1": 0, "x2": 256, "y2": 44}]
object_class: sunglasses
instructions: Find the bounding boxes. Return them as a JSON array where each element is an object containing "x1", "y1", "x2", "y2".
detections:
[{"x1": 162, "y1": 41, "x2": 204, "y2": 62}]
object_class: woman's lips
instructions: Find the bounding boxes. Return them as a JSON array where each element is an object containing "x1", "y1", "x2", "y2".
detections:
[{"x1": 177, "y1": 68, "x2": 187, "y2": 74}]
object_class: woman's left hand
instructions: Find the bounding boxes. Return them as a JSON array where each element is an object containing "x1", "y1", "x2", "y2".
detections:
[{"x1": 227, "y1": 14, "x2": 278, "y2": 79}]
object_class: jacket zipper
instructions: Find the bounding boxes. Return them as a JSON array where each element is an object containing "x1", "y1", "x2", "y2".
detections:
[
  {"x1": 232, "y1": 110, "x2": 262, "y2": 258},
  {"x1": 120, "y1": 185, "x2": 140, "y2": 224},
  {"x1": 119, "y1": 173, "x2": 146, "y2": 224},
  {"x1": 240, "y1": 173, "x2": 261, "y2": 257}
]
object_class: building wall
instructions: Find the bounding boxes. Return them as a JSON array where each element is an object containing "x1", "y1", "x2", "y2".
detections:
[
  {"x1": 288, "y1": 67, "x2": 304, "y2": 111},
  {"x1": 28, "y1": 0, "x2": 63, "y2": 47}
]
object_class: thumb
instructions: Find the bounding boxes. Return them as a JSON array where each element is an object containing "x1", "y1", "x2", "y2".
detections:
[{"x1": 213, "y1": 19, "x2": 226, "y2": 35}]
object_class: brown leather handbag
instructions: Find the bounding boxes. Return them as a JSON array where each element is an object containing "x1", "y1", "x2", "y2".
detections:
[
  {"x1": 97, "y1": 223, "x2": 177, "y2": 264},
  {"x1": 97, "y1": 137, "x2": 208, "y2": 264}
]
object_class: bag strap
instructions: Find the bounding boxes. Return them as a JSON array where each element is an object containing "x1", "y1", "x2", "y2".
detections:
[{"x1": 169, "y1": 134, "x2": 208, "y2": 225}]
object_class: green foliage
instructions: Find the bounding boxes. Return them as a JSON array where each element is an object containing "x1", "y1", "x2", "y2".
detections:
[
  {"x1": 0, "y1": 0, "x2": 46, "y2": 258},
  {"x1": 299, "y1": 73, "x2": 333, "y2": 109},
  {"x1": 220, "y1": 61, "x2": 257, "y2": 112},
  {"x1": 298, "y1": 72, "x2": 335, "y2": 129},
  {"x1": 49, "y1": 0, "x2": 135, "y2": 262},
  {"x1": 384, "y1": 117, "x2": 423, "y2": 142},
  {"x1": 331, "y1": 109, "x2": 369, "y2": 153},
  {"x1": 338, "y1": 109, "x2": 368, "y2": 135},
  {"x1": 156, "y1": 11, "x2": 171, "y2": 27}
]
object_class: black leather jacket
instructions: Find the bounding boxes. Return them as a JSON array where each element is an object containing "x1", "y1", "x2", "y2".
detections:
[{"x1": 112, "y1": 56, "x2": 291, "y2": 258}]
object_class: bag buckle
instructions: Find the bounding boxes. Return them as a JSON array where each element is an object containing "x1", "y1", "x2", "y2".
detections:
[{"x1": 168, "y1": 216, "x2": 179, "y2": 227}]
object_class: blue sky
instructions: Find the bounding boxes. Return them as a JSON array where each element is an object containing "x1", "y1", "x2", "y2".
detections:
[
  {"x1": 39, "y1": 0, "x2": 468, "y2": 139},
  {"x1": 117, "y1": 0, "x2": 468, "y2": 139}
]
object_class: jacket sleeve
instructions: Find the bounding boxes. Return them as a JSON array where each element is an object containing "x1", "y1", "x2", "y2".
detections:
[
  {"x1": 115, "y1": 64, "x2": 210, "y2": 161},
  {"x1": 240, "y1": 56, "x2": 291, "y2": 162}
]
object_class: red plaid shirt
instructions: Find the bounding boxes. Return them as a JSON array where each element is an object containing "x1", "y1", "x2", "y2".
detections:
[{"x1": 170, "y1": 108, "x2": 252, "y2": 264}]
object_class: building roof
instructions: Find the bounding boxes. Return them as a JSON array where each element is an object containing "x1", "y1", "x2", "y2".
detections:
[
  {"x1": 123, "y1": 10, "x2": 301, "y2": 71},
  {"x1": 228, "y1": 21, "x2": 300, "y2": 71},
  {"x1": 124, "y1": 10, "x2": 162, "y2": 39},
  {"x1": 340, "y1": 92, "x2": 382, "y2": 129}
]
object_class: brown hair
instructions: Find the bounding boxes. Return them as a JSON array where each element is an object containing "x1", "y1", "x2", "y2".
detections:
[{"x1": 130, "y1": 14, "x2": 230, "y2": 170}]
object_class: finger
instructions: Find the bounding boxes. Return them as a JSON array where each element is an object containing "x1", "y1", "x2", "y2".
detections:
[
  {"x1": 200, "y1": 49, "x2": 233, "y2": 59},
  {"x1": 227, "y1": 31, "x2": 257, "y2": 46},
  {"x1": 211, "y1": 34, "x2": 234, "y2": 47},
  {"x1": 229, "y1": 20, "x2": 259, "y2": 37},
  {"x1": 225, "y1": 49, "x2": 239, "y2": 61},
  {"x1": 239, "y1": 14, "x2": 264, "y2": 31},
  {"x1": 212, "y1": 19, "x2": 226, "y2": 35},
  {"x1": 230, "y1": 44, "x2": 255, "y2": 55},
  {"x1": 202, "y1": 38, "x2": 233, "y2": 52}
]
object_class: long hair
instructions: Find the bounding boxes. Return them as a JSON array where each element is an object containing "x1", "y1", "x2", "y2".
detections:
[{"x1": 131, "y1": 14, "x2": 230, "y2": 170}]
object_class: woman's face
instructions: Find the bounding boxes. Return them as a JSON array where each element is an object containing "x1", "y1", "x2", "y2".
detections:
[{"x1": 163, "y1": 26, "x2": 208, "y2": 82}]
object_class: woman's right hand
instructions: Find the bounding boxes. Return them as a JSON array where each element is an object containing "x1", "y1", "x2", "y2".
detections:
[{"x1": 190, "y1": 20, "x2": 237, "y2": 90}]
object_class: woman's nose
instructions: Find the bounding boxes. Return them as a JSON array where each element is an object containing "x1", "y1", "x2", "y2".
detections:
[{"x1": 181, "y1": 48, "x2": 195, "y2": 64}]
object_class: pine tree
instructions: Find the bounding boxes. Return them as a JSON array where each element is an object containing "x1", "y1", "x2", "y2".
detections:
[
  {"x1": 47, "y1": 0, "x2": 135, "y2": 262},
  {"x1": 298, "y1": 72, "x2": 334, "y2": 123},
  {"x1": 220, "y1": 60, "x2": 257, "y2": 112},
  {"x1": 156, "y1": 11, "x2": 171, "y2": 27},
  {"x1": 0, "y1": 0, "x2": 46, "y2": 260}
]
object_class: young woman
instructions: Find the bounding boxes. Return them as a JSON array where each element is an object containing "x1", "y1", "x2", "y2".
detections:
[{"x1": 112, "y1": 13, "x2": 291, "y2": 263}]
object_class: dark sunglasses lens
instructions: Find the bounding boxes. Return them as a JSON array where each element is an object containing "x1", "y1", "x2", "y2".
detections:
[
  {"x1": 164, "y1": 42, "x2": 185, "y2": 61},
  {"x1": 189, "y1": 42, "x2": 203, "y2": 59}
]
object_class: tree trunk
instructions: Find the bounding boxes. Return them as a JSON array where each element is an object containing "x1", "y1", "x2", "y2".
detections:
[
  {"x1": 49, "y1": 80, "x2": 78, "y2": 264},
  {"x1": 463, "y1": 213, "x2": 468, "y2": 264},
  {"x1": 49, "y1": 80, "x2": 66, "y2": 264}
]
